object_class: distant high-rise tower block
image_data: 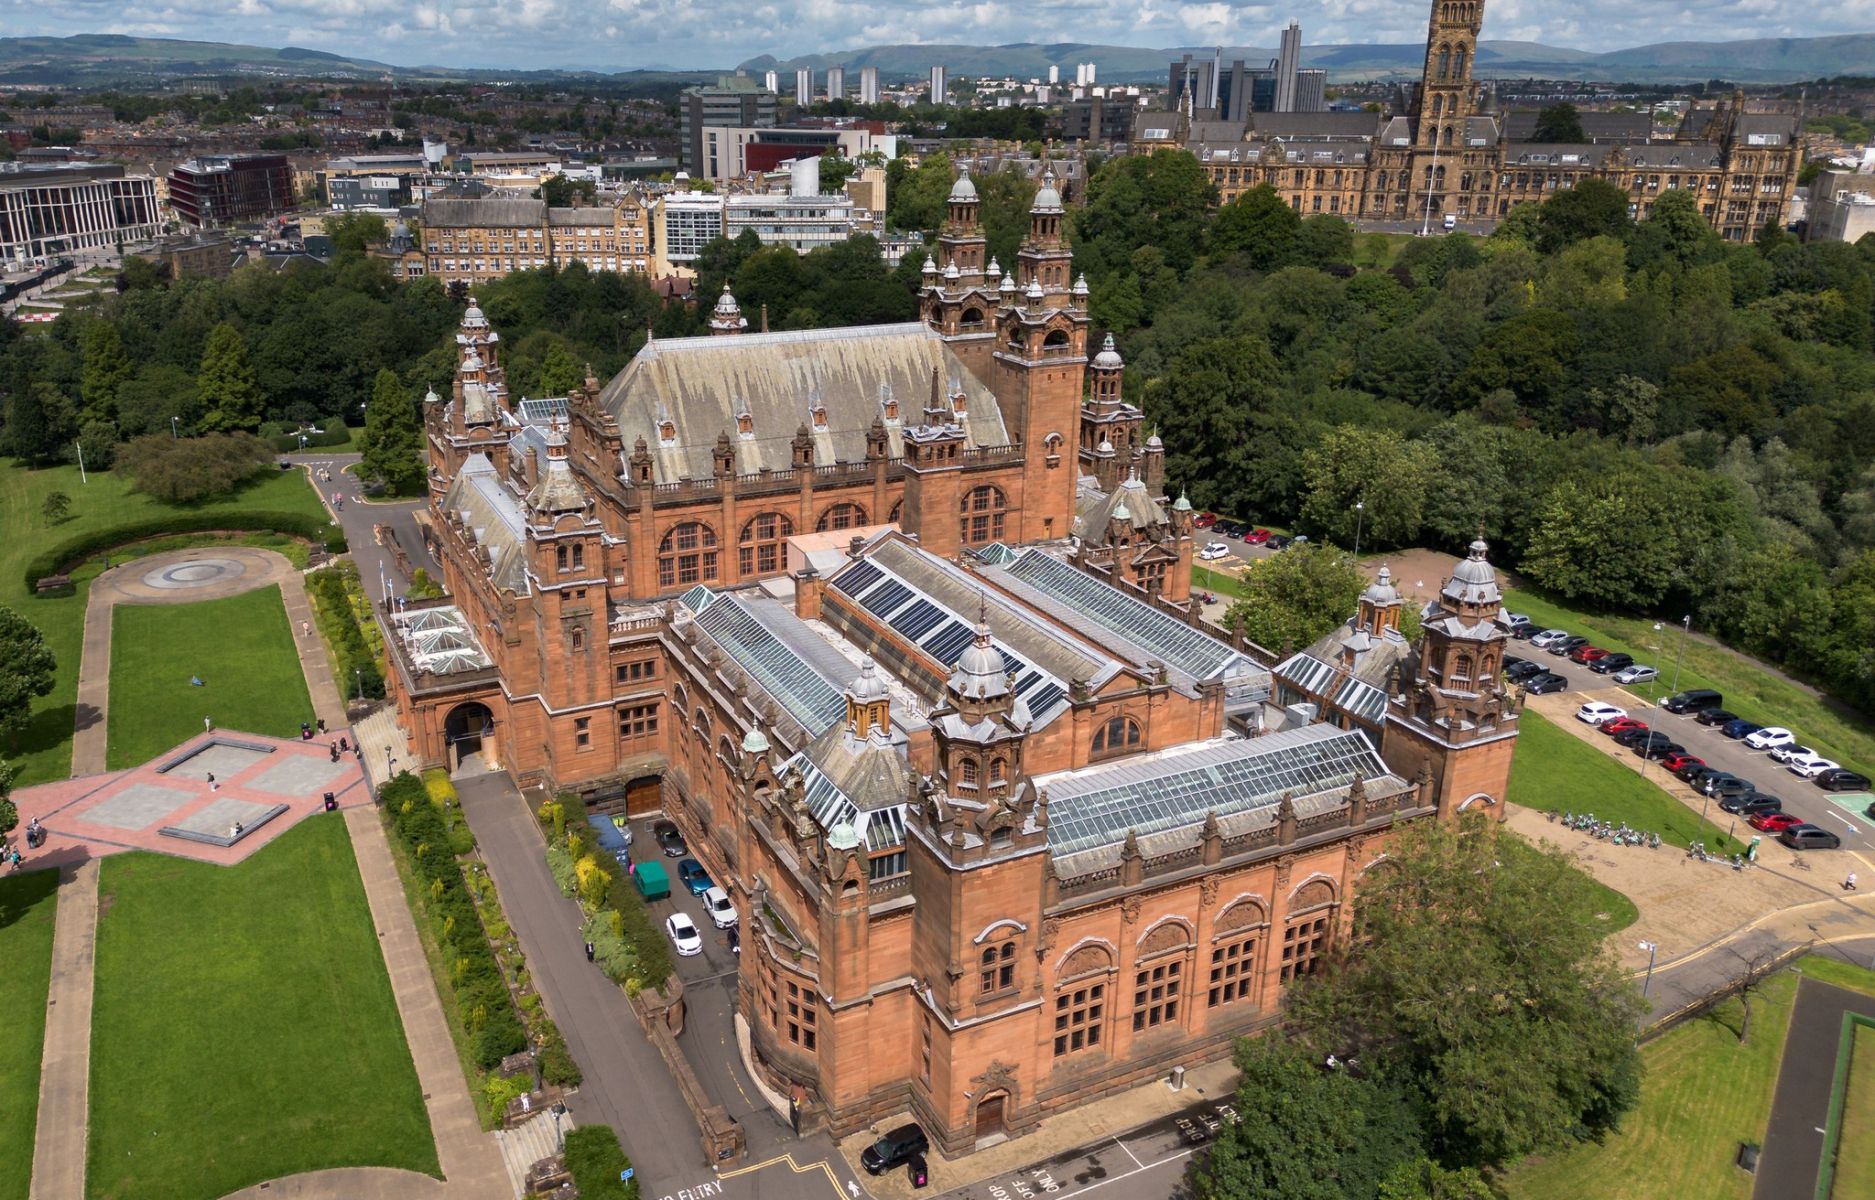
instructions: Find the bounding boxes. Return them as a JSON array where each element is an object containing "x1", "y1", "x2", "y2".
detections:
[
  {"x1": 1048, "y1": 65, "x2": 1060, "y2": 84},
  {"x1": 1294, "y1": 68, "x2": 1327, "y2": 112},
  {"x1": 827, "y1": 66, "x2": 846, "y2": 101},
  {"x1": 859, "y1": 66, "x2": 881, "y2": 102},
  {"x1": 929, "y1": 64, "x2": 948, "y2": 101},
  {"x1": 795, "y1": 68, "x2": 813, "y2": 106},
  {"x1": 1275, "y1": 21, "x2": 1302, "y2": 112},
  {"x1": 764, "y1": 69, "x2": 779, "y2": 94}
]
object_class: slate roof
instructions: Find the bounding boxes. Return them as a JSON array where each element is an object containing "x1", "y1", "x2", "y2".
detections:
[
  {"x1": 596, "y1": 323, "x2": 1011, "y2": 482},
  {"x1": 1072, "y1": 474, "x2": 1169, "y2": 541},
  {"x1": 441, "y1": 454, "x2": 530, "y2": 594},
  {"x1": 548, "y1": 206, "x2": 617, "y2": 227},
  {"x1": 1248, "y1": 111, "x2": 1380, "y2": 141},
  {"x1": 421, "y1": 197, "x2": 547, "y2": 228},
  {"x1": 1502, "y1": 109, "x2": 1653, "y2": 144}
]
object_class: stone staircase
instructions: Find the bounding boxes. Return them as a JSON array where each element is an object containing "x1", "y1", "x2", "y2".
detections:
[
  {"x1": 495, "y1": 1109, "x2": 574, "y2": 1198},
  {"x1": 350, "y1": 704, "x2": 411, "y2": 790}
]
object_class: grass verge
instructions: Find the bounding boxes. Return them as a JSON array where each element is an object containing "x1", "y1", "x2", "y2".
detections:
[
  {"x1": 87, "y1": 816, "x2": 437, "y2": 1200},
  {"x1": 1500, "y1": 832, "x2": 1640, "y2": 934},
  {"x1": 1510, "y1": 710, "x2": 1745, "y2": 855},
  {"x1": 1830, "y1": 1023, "x2": 1875, "y2": 1200},
  {"x1": 105, "y1": 584, "x2": 314, "y2": 768},
  {"x1": 0, "y1": 869, "x2": 60, "y2": 1200},
  {"x1": 1193, "y1": 564, "x2": 1249, "y2": 601}
]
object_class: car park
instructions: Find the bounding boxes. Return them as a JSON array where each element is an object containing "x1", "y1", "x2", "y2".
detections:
[
  {"x1": 1613, "y1": 665, "x2": 1660, "y2": 685},
  {"x1": 1244, "y1": 528, "x2": 1272, "y2": 545},
  {"x1": 1548, "y1": 635, "x2": 1590, "y2": 657},
  {"x1": 1816, "y1": 769, "x2": 1872, "y2": 792},
  {"x1": 677, "y1": 858, "x2": 712, "y2": 896},
  {"x1": 703, "y1": 885, "x2": 738, "y2": 929},
  {"x1": 862, "y1": 1124, "x2": 930, "y2": 1175},
  {"x1": 1637, "y1": 739, "x2": 1685, "y2": 761},
  {"x1": 1721, "y1": 719, "x2": 1765, "y2": 740},
  {"x1": 1768, "y1": 743, "x2": 1817, "y2": 765},
  {"x1": 1530, "y1": 629, "x2": 1571, "y2": 650},
  {"x1": 1569, "y1": 645, "x2": 1609, "y2": 665},
  {"x1": 1744, "y1": 727, "x2": 1797, "y2": 751},
  {"x1": 1749, "y1": 811, "x2": 1804, "y2": 833},
  {"x1": 1199, "y1": 542, "x2": 1232, "y2": 561},
  {"x1": 665, "y1": 912, "x2": 704, "y2": 956},
  {"x1": 1780, "y1": 825, "x2": 1843, "y2": 850},
  {"x1": 1661, "y1": 752, "x2": 1703, "y2": 773},
  {"x1": 1526, "y1": 672, "x2": 1568, "y2": 694},
  {"x1": 1589, "y1": 652, "x2": 1635, "y2": 675},
  {"x1": 1789, "y1": 758, "x2": 1841, "y2": 779},
  {"x1": 654, "y1": 820, "x2": 687, "y2": 857},
  {"x1": 1695, "y1": 708, "x2": 1740, "y2": 727},
  {"x1": 1576, "y1": 702, "x2": 1627, "y2": 726},
  {"x1": 1663, "y1": 689, "x2": 1724, "y2": 714}
]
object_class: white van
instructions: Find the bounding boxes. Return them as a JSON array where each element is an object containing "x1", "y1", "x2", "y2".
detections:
[{"x1": 1442, "y1": 213, "x2": 1458, "y2": 231}]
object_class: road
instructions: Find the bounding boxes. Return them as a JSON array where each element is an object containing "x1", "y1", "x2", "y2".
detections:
[
  {"x1": 934, "y1": 1098, "x2": 1242, "y2": 1200},
  {"x1": 1755, "y1": 976, "x2": 1875, "y2": 1200},
  {"x1": 285, "y1": 449, "x2": 431, "y2": 608}
]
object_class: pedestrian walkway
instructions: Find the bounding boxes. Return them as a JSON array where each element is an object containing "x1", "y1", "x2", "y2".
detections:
[
  {"x1": 1755, "y1": 977, "x2": 1875, "y2": 1200},
  {"x1": 28, "y1": 858, "x2": 99, "y2": 1200},
  {"x1": 496, "y1": 1110, "x2": 574, "y2": 1196}
]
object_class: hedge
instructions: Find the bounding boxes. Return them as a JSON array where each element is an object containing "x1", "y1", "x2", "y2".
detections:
[
  {"x1": 381, "y1": 772, "x2": 528, "y2": 1070},
  {"x1": 563, "y1": 1125, "x2": 640, "y2": 1200},
  {"x1": 538, "y1": 797, "x2": 674, "y2": 993},
  {"x1": 23, "y1": 510, "x2": 346, "y2": 592},
  {"x1": 308, "y1": 562, "x2": 385, "y2": 700}
]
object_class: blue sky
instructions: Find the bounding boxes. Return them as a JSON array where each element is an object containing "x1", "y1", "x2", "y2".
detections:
[{"x1": 0, "y1": 0, "x2": 1863, "y2": 71}]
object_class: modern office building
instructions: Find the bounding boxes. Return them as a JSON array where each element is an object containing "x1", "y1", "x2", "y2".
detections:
[
  {"x1": 655, "y1": 190, "x2": 728, "y2": 272},
  {"x1": 1274, "y1": 22, "x2": 1302, "y2": 113},
  {"x1": 679, "y1": 75, "x2": 780, "y2": 171},
  {"x1": 725, "y1": 191, "x2": 858, "y2": 253},
  {"x1": 167, "y1": 153, "x2": 295, "y2": 226},
  {"x1": 0, "y1": 163, "x2": 162, "y2": 261}
]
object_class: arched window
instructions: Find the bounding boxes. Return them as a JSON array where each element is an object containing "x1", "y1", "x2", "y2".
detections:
[
  {"x1": 959, "y1": 485, "x2": 1007, "y2": 545},
  {"x1": 738, "y1": 511, "x2": 793, "y2": 576},
  {"x1": 659, "y1": 522, "x2": 719, "y2": 589},
  {"x1": 1436, "y1": 45, "x2": 1450, "y2": 78},
  {"x1": 888, "y1": 498, "x2": 903, "y2": 524},
  {"x1": 1430, "y1": 94, "x2": 1444, "y2": 118},
  {"x1": 1091, "y1": 715, "x2": 1142, "y2": 760},
  {"x1": 693, "y1": 708, "x2": 711, "y2": 740},
  {"x1": 1282, "y1": 880, "x2": 1339, "y2": 983},
  {"x1": 816, "y1": 502, "x2": 867, "y2": 532},
  {"x1": 979, "y1": 941, "x2": 1016, "y2": 994},
  {"x1": 989, "y1": 758, "x2": 1007, "y2": 785},
  {"x1": 1443, "y1": 125, "x2": 1455, "y2": 147},
  {"x1": 1454, "y1": 47, "x2": 1468, "y2": 79},
  {"x1": 959, "y1": 758, "x2": 979, "y2": 790},
  {"x1": 961, "y1": 306, "x2": 985, "y2": 327},
  {"x1": 1043, "y1": 328, "x2": 1070, "y2": 349}
]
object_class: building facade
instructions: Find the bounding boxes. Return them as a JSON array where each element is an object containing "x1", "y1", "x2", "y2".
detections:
[
  {"x1": 0, "y1": 163, "x2": 161, "y2": 262},
  {"x1": 680, "y1": 76, "x2": 780, "y2": 172},
  {"x1": 406, "y1": 194, "x2": 656, "y2": 285},
  {"x1": 383, "y1": 163, "x2": 1522, "y2": 1158},
  {"x1": 167, "y1": 154, "x2": 295, "y2": 226}
]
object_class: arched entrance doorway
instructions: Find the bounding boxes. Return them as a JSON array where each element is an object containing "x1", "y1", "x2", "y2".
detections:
[
  {"x1": 974, "y1": 1090, "x2": 1008, "y2": 1142},
  {"x1": 444, "y1": 701, "x2": 496, "y2": 773}
]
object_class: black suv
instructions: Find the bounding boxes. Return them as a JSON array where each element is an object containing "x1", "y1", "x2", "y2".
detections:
[
  {"x1": 1664, "y1": 689, "x2": 1724, "y2": 714},
  {"x1": 862, "y1": 1124, "x2": 929, "y2": 1175},
  {"x1": 1590, "y1": 652, "x2": 1635, "y2": 675},
  {"x1": 1505, "y1": 659, "x2": 1547, "y2": 683},
  {"x1": 1703, "y1": 775, "x2": 1757, "y2": 799},
  {"x1": 1816, "y1": 769, "x2": 1872, "y2": 792},
  {"x1": 1695, "y1": 708, "x2": 1740, "y2": 727}
]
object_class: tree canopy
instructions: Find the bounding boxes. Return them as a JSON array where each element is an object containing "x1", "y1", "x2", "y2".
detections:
[{"x1": 0, "y1": 606, "x2": 56, "y2": 738}]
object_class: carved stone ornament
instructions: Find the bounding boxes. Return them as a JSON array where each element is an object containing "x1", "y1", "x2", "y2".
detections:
[
  {"x1": 1137, "y1": 921, "x2": 1189, "y2": 957},
  {"x1": 1060, "y1": 944, "x2": 1111, "y2": 978},
  {"x1": 1039, "y1": 917, "x2": 1062, "y2": 955},
  {"x1": 973, "y1": 1060, "x2": 1019, "y2": 1095},
  {"x1": 1199, "y1": 875, "x2": 1220, "y2": 908},
  {"x1": 1274, "y1": 854, "x2": 1298, "y2": 888},
  {"x1": 1121, "y1": 894, "x2": 1142, "y2": 924}
]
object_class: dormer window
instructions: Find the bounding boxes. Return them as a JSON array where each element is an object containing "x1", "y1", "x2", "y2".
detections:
[
  {"x1": 657, "y1": 420, "x2": 676, "y2": 445},
  {"x1": 810, "y1": 404, "x2": 828, "y2": 431},
  {"x1": 883, "y1": 398, "x2": 899, "y2": 421},
  {"x1": 736, "y1": 410, "x2": 754, "y2": 439}
]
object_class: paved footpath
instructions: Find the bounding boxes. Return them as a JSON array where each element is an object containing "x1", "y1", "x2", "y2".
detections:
[
  {"x1": 28, "y1": 859, "x2": 100, "y2": 1200},
  {"x1": 1755, "y1": 977, "x2": 1875, "y2": 1200}
]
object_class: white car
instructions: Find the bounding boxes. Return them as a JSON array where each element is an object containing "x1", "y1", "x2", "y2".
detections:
[
  {"x1": 1789, "y1": 757, "x2": 1841, "y2": 779},
  {"x1": 1529, "y1": 629, "x2": 1570, "y2": 650},
  {"x1": 703, "y1": 885, "x2": 739, "y2": 929},
  {"x1": 1744, "y1": 726, "x2": 1796, "y2": 751},
  {"x1": 1504, "y1": 613, "x2": 1531, "y2": 631},
  {"x1": 1768, "y1": 743, "x2": 1816, "y2": 764},
  {"x1": 1199, "y1": 542, "x2": 1232, "y2": 561},
  {"x1": 1613, "y1": 665, "x2": 1659, "y2": 685},
  {"x1": 1575, "y1": 702, "x2": 1627, "y2": 726},
  {"x1": 665, "y1": 912, "x2": 703, "y2": 957}
]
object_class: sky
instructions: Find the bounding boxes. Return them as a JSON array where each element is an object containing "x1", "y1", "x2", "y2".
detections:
[{"x1": 0, "y1": 0, "x2": 1867, "y2": 72}]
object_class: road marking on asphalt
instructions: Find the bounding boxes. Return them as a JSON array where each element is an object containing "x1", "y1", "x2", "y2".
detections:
[
  {"x1": 1111, "y1": 1135, "x2": 1145, "y2": 1170},
  {"x1": 715, "y1": 1150, "x2": 854, "y2": 1196},
  {"x1": 1066, "y1": 1147, "x2": 1197, "y2": 1197}
]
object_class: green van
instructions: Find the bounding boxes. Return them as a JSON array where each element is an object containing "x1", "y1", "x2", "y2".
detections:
[{"x1": 633, "y1": 859, "x2": 671, "y2": 901}]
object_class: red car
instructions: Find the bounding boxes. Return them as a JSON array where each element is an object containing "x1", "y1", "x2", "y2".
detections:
[
  {"x1": 1194, "y1": 512, "x2": 1218, "y2": 529},
  {"x1": 1244, "y1": 528, "x2": 1272, "y2": 545},
  {"x1": 1748, "y1": 811, "x2": 1804, "y2": 833},
  {"x1": 1660, "y1": 752, "x2": 1704, "y2": 773},
  {"x1": 1602, "y1": 718, "x2": 1647, "y2": 737},
  {"x1": 1570, "y1": 645, "x2": 1610, "y2": 665}
]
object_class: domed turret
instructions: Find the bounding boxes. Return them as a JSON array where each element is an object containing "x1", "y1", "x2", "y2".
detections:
[
  {"x1": 1363, "y1": 564, "x2": 1402, "y2": 609},
  {"x1": 849, "y1": 657, "x2": 889, "y2": 703},
  {"x1": 741, "y1": 727, "x2": 770, "y2": 755},
  {"x1": 1173, "y1": 493, "x2": 1192, "y2": 512},
  {"x1": 709, "y1": 283, "x2": 747, "y2": 335},
  {"x1": 1033, "y1": 170, "x2": 1063, "y2": 213},
  {"x1": 949, "y1": 169, "x2": 978, "y2": 202},
  {"x1": 1441, "y1": 537, "x2": 1502, "y2": 608},
  {"x1": 1093, "y1": 333, "x2": 1123, "y2": 370},
  {"x1": 950, "y1": 615, "x2": 1011, "y2": 702}
]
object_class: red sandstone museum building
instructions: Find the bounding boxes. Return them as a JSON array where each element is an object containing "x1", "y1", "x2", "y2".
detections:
[{"x1": 382, "y1": 170, "x2": 1523, "y2": 1152}]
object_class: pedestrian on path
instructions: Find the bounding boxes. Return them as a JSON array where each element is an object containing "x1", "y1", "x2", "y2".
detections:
[
  {"x1": 301, "y1": 620, "x2": 312, "y2": 637},
  {"x1": 1848, "y1": 872, "x2": 1859, "y2": 892},
  {"x1": 585, "y1": 941, "x2": 595, "y2": 963},
  {"x1": 207, "y1": 772, "x2": 217, "y2": 791}
]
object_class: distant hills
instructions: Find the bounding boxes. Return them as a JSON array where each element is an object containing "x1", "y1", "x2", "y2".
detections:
[{"x1": 0, "y1": 34, "x2": 404, "y2": 84}]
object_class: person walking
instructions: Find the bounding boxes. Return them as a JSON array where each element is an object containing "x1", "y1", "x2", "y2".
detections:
[
  {"x1": 207, "y1": 771, "x2": 218, "y2": 792},
  {"x1": 585, "y1": 941, "x2": 595, "y2": 963},
  {"x1": 301, "y1": 620, "x2": 312, "y2": 637},
  {"x1": 1848, "y1": 872, "x2": 1859, "y2": 893}
]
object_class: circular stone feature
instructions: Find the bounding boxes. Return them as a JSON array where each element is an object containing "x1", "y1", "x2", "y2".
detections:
[{"x1": 142, "y1": 558, "x2": 249, "y2": 590}]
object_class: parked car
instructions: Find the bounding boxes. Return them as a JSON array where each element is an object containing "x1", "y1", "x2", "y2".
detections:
[
  {"x1": 665, "y1": 912, "x2": 704, "y2": 957},
  {"x1": 1503, "y1": 654, "x2": 1528, "y2": 675},
  {"x1": 1749, "y1": 811, "x2": 1805, "y2": 833},
  {"x1": 1704, "y1": 775, "x2": 1758, "y2": 799},
  {"x1": 1815, "y1": 769, "x2": 1873, "y2": 792},
  {"x1": 1216, "y1": 520, "x2": 1247, "y2": 538},
  {"x1": 1790, "y1": 758, "x2": 1842, "y2": 780},
  {"x1": 1768, "y1": 743, "x2": 1818, "y2": 765},
  {"x1": 1265, "y1": 533, "x2": 1291, "y2": 550},
  {"x1": 1637, "y1": 739, "x2": 1685, "y2": 762},
  {"x1": 1613, "y1": 665, "x2": 1660, "y2": 685},
  {"x1": 1505, "y1": 659, "x2": 1548, "y2": 683},
  {"x1": 1664, "y1": 689, "x2": 1725, "y2": 714},
  {"x1": 862, "y1": 1124, "x2": 930, "y2": 1175},
  {"x1": 1589, "y1": 652, "x2": 1635, "y2": 675},
  {"x1": 1779, "y1": 825, "x2": 1843, "y2": 850},
  {"x1": 1194, "y1": 512, "x2": 1218, "y2": 529},
  {"x1": 1720, "y1": 793, "x2": 1782, "y2": 816},
  {"x1": 1721, "y1": 719, "x2": 1766, "y2": 740},
  {"x1": 1576, "y1": 701, "x2": 1627, "y2": 726},
  {"x1": 1680, "y1": 764, "x2": 1724, "y2": 788},
  {"x1": 1526, "y1": 672, "x2": 1568, "y2": 694},
  {"x1": 1660, "y1": 752, "x2": 1704, "y2": 773},
  {"x1": 1613, "y1": 726, "x2": 1659, "y2": 748},
  {"x1": 677, "y1": 857, "x2": 712, "y2": 896},
  {"x1": 1602, "y1": 717, "x2": 1648, "y2": 737},
  {"x1": 1529, "y1": 629, "x2": 1571, "y2": 650},
  {"x1": 1503, "y1": 613, "x2": 1531, "y2": 632},
  {"x1": 1569, "y1": 645, "x2": 1609, "y2": 665},
  {"x1": 1244, "y1": 528, "x2": 1272, "y2": 545},
  {"x1": 1199, "y1": 542, "x2": 1232, "y2": 561},
  {"x1": 703, "y1": 885, "x2": 738, "y2": 929},
  {"x1": 1695, "y1": 708, "x2": 1740, "y2": 727},
  {"x1": 1548, "y1": 635, "x2": 1591, "y2": 657},
  {"x1": 1744, "y1": 726, "x2": 1797, "y2": 751},
  {"x1": 654, "y1": 820, "x2": 687, "y2": 857},
  {"x1": 1511, "y1": 622, "x2": 1540, "y2": 641}
]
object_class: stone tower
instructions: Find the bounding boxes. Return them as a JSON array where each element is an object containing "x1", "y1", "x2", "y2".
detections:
[{"x1": 1414, "y1": 0, "x2": 1483, "y2": 147}]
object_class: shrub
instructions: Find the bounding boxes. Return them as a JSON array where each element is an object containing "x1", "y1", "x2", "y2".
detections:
[
  {"x1": 481, "y1": 1072, "x2": 531, "y2": 1125},
  {"x1": 538, "y1": 1021, "x2": 582, "y2": 1087},
  {"x1": 422, "y1": 768, "x2": 459, "y2": 808},
  {"x1": 472, "y1": 1015, "x2": 528, "y2": 1070},
  {"x1": 308, "y1": 562, "x2": 385, "y2": 699},
  {"x1": 117, "y1": 431, "x2": 274, "y2": 503},
  {"x1": 546, "y1": 843, "x2": 577, "y2": 897},
  {"x1": 23, "y1": 510, "x2": 344, "y2": 592},
  {"x1": 563, "y1": 1126, "x2": 639, "y2": 1200}
]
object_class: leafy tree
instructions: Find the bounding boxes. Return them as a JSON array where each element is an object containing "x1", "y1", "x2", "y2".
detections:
[
  {"x1": 325, "y1": 212, "x2": 389, "y2": 256},
  {"x1": 117, "y1": 432, "x2": 273, "y2": 504},
  {"x1": 1628, "y1": 188, "x2": 1722, "y2": 272},
  {"x1": 1300, "y1": 426, "x2": 1436, "y2": 549},
  {"x1": 196, "y1": 322, "x2": 266, "y2": 433},
  {"x1": 407, "y1": 567, "x2": 445, "y2": 600},
  {"x1": 1376, "y1": 1157, "x2": 1497, "y2": 1199},
  {"x1": 1210, "y1": 185, "x2": 1299, "y2": 270},
  {"x1": 116, "y1": 363, "x2": 202, "y2": 439},
  {"x1": 359, "y1": 368, "x2": 426, "y2": 496},
  {"x1": 1294, "y1": 215, "x2": 1355, "y2": 267},
  {"x1": 2, "y1": 382, "x2": 75, "y2": 465},
  {"x1": 79, "y1": 321, "x2": 131, "y2": 424},
  {"x1": 538, "y1": 341, "x2": 583, "y2": 397},
  {"x1": 886, "y1": 150, "x2": 953, "y2": 236},
  {"x1": 1143, "y1": 335, "x2": 1277, "y2": 509},
  {"x1": 1535, "y1": 179, "x2": 1631, "y2": 254},
  {"x1": 1287, "y1": 813, "x2": 1644, "y2": 1167},
  {"x1": 0, "y1": 607, "x2": 56, "y2": 739},
  {"x1": 1221, "y1": 545, "x2": 1364, "y2": 653},
  {"x1": 537, "y1": 174, "x2": 596, "y2": 208},
  {"x1": 40, "y1": 490, "x2": 70, "y2": 523},
  {"x1": 1531, "y1": 102, "x2": 1587, "y2": 143}
]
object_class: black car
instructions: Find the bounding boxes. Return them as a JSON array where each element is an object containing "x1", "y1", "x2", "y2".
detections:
[
  {"x1": 1526, "y1": 672, "x2": 1568, "y2": 694},
  {"x1": 1695, "y1": 708, "x2": 1740, "y2": 727},
  {"x1": 1589, "y1": 652, "x2": 1635, "y2": 675},
  {"x1": 1636, "y1": 739, "x2": 1685, "y2": 761},
  {"x1": 1780, "y1": 825, "x2": 1842, "y2": 850},
  {"x1": 1505, "y1": 659, "x2": 1547, "y2": 683},
  {"x1": 1613, "y1": 726, "x2": 1658, "y2": 748},
  {"x1": 1547, "y1": 635, "x2": 1591, "y2": 657},
  {"x1": 1817, "y1": 769, "x2": 1873, "y2": 793},
  {"x1": 1265, "y1": 533, "x2": 1291, "y2": 550},
  {"x1": 1664, "y1": 689, "x2": 1724, "y2": 714},
  {"x1": 1721, "y1": 793, "x2": 1783, "y2": 816},
  {"x1": 653, "y1": 819, "x2": 687, "y2": 857},
  {"x1": 861, "y1": 1124, "x2": 930, "y2": 1175},
  {"x1": 1510, "y1": 622, "x2": 1540, "y2": 640},
  {"x1": 1502, "y1": 655, "x2": 1528, "y2": 675},
  {"x1": 1678, "y1": 762, "x2": 1720, "y2": 786},
  {"x1": 1704, "y1": 775, "x2": 1757, "y2": 799}
]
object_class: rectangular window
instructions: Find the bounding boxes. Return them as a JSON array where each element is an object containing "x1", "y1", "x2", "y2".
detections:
[
  {"x1": 615, "y1": 660, "x2": 658, "y2": 685},
  {"x1": 1281, "y1": 916, "x2": 1331, "y2": 983},
  {"x1": 1208, "y1": 935, "x2": 1260, "y2": 1008},
  {"x1": 785, "y1": 980, "x2": 818, "y2": 1050},
  {"x1": 920, "y1": 1017, "x2": 932, "y2": 1085},
  {"x1": 571, "y1": 543, "x2": 584, "y2": 568},
  {"x1": 617, "y1": 703, "x2": 658, "y2": 739},
  {"x1": 574, "y1": 716, "x2": 591, "y2": 748},
  {"x1": 1132, "y1": 960, "x2": 1182, "y2": 1031},
  {"x1": 1052, "y1": 982, "x2": 1105, "y2": 1057}
]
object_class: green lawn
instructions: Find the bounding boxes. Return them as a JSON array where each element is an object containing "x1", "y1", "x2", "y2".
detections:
[
  {"x1": 1499, "y1": 832, "x2": 1639, "y2": 933},
  {"x1": 1193, "y1": 564, "x2": 1250, "y2": 600},
  {"x1": 1510, "y1": 710, "x2": 1746, "y2": 855},
  {"x1": 105, "y1": 585, "x2": 313, "y2": 768},
  {"x1": 0, "y1": 870, "x2": 60, "y2": 1200},
  {"x1": 1506, "y1": 956, "x2": 1875, "y2": 1200},
  {"x1": 1832, "y1": 1025, "x2": 1875, "y2": 1200},
  {"x1": 1504, "y1": 586, "x2": 1875, "y2": 782},
  {"x1": 87, "y1": 817, "x2": 438, "y2": 1200},
  {"x1": 0, "y1": 460, "x2": 330, "y2": 785}
]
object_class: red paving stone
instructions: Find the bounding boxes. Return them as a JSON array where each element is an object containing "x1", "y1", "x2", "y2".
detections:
[{"x1": 8, "y1": 729, "x2": 369, "y2": 872}]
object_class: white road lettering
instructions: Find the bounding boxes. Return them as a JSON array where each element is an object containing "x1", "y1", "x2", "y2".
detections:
[{"x1": 657, "y1": 1182, "x2": 723, "y2": 1200}]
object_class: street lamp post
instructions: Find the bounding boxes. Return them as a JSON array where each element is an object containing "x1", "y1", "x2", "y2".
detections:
[
  {"x1": 1353, "y1": 500, "x2": 1366, "y2": 561},
  {"x1": 1670, "y1": 614, "x2": 1692, "y2": 696},
  {"x1": 354, "y1": 667, "x2": 362, "y2": 702},
  {"x1": 170, "y1": 415, "x2": 180, "y2": 439},
  {"x1": 1638, "y1": 941, "x2": 1658, "y2": 997}
]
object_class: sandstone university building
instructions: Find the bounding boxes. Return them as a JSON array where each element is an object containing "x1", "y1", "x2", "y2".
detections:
[{"x1": 383, "y1": 172, "x2": 1525, "y2": 1153}]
